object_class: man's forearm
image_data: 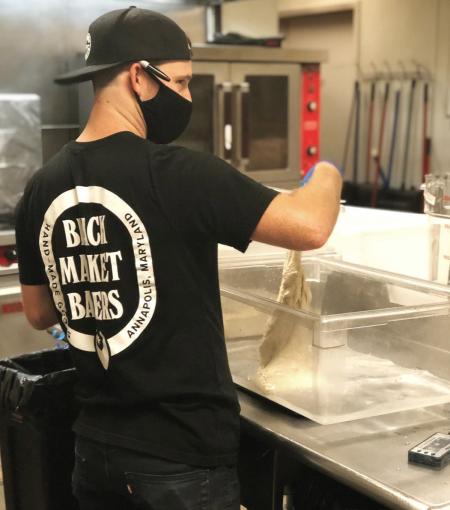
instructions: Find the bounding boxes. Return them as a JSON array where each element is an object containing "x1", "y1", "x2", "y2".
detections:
[
  {"x1": 289, "y1": 163, "x2": 342, "y2": 244},
  {"x1": 251, "y1": 162, "x2": 342, "y2": 251}
]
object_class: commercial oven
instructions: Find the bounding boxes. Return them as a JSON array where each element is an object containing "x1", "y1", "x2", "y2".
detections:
[{"x1": 178, "y1": 45, "x2": 326, "y2": 189}]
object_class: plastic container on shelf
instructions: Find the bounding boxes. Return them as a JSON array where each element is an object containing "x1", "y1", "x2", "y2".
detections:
[
  {"x1": 422, "y1": 173, "x2": 450, "y2": 216},
  {"x1": 219, "y1": 256, "x2": 450, "y2": 424}
]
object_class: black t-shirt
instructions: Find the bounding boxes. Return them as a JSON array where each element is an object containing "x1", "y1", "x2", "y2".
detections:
[{"x1": 15, "y1": 131, "x2": 278, "y2": 467}]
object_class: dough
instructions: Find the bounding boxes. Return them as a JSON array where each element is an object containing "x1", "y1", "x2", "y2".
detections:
[{"x1": 254, "y1": 250, "x2": 314, "y2": 394}]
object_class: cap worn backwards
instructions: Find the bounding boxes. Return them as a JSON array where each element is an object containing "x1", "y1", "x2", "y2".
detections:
[{"x1": 55, "y1": 6, "x2": 192, "y2": 85}]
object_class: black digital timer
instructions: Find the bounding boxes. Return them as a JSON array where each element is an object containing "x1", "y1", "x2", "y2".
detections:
[{"x1": 408, "y1": 432, "x2": 450, "y2": 469}]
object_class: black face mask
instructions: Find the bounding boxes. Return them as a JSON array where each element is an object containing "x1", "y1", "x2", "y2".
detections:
[{"x1": 137, "y1": 81, "x2": 192, "y2": 144}]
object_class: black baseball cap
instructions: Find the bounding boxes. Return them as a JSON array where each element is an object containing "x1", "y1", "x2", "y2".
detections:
[{"x1": 55, "y1": 6, "x2": 192, "y2": 85}]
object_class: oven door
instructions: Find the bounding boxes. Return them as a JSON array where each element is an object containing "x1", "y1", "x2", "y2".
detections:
[
  {"x1": 229, "y1": 63, "x2": 300, "y2": 188},
  {"x1": 176, "y1": 61, "x2": 230, "y2": 156}
]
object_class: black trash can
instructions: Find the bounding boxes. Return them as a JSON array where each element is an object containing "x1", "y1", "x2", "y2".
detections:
[{"x1": 0, "y1": 348, "x2": 79, "y2": 510}]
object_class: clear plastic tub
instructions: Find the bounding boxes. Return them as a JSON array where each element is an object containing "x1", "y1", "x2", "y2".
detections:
[
  {"x1": 220, "y1": 257, "x2": 450, "y2": 424},
  {"x1": 421, "y1": 174, "x2": 450, "y2": 284},
  {"x1": 428, "y1": 214, "x2": 450, "y2": 285}
]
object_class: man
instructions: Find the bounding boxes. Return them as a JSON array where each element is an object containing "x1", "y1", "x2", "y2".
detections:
[{"x1": 15, "y1": 6, "x2": 342, "y2": 510}]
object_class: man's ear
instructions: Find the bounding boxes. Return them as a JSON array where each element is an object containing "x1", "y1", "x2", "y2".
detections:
[
  {"x1": 128, "y1": 63, "x2": 158, "y2": 100},
  {"x1": 129, "y1": 63, "x2": 143, "y2": 97}
]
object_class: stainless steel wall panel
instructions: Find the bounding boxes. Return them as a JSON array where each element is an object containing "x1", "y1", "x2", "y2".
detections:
[{"x1": 0, "y1": 0, "x2": 201, "y2": 160}]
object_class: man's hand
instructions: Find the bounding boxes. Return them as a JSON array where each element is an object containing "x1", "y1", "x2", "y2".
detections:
[
  {"x1": 301, "y1": 161, "x2": 342, "y2": 187},
  {"x1": 21, "y1": 284, "x2": 59, "y2": 330},
  {"x1": 252, "y1": 161, "x2": 342, "y2": 250}
]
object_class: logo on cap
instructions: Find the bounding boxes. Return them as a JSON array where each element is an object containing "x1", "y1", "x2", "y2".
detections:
[{"x1": 85, "y1": 33, "x2": 92, "y2": 61}]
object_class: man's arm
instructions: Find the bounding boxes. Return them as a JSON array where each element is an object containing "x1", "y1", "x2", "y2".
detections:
[
  {"x1": 21, "y1": 284, "x2": 58, "y2": 330},
  {"x1": 15, "y1": 184, "x2": 57, "y2": 330},
  {"x1": 252, "y1": 162, "x2": 342, "y2": 250}
]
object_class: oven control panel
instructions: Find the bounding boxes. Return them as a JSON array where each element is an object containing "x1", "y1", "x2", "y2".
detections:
[{"x1": 301, "y1": 64, "x2": 321, "y2": 177}]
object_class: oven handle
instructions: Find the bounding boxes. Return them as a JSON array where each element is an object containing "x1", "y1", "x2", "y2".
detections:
[
  {"x1": 233, "y1": 82, "x2": 250, "y2": 170},
  {"x1": 216, "y1": 82, "x2": 233, "y2": 162}
]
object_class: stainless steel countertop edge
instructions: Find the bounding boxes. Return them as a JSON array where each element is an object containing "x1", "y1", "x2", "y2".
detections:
[{"x1": 239, "y1": 391, "x2": 437, "y2": 510}]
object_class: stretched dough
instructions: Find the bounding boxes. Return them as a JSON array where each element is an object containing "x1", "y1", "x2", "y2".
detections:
[{"x1": 254, "y1": 250, "x2": 314, "y2": 394}]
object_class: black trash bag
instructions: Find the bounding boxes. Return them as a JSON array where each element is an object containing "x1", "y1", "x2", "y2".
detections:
[{"x1": 0, "y1": 348, "x2": 79, "y2": 510}]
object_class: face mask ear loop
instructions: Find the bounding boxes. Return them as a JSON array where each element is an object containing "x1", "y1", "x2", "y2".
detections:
[{"x1": 133, "y1": 75, "x2": 160, "y2": 106}]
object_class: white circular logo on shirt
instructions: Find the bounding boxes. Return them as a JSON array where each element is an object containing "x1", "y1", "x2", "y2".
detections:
[
  {"x1": 85, "y1": 33, "x2": 92, "y2": 61},
  {"x1": 39, "y1": 186, "x2": 157, "y2": 370}
]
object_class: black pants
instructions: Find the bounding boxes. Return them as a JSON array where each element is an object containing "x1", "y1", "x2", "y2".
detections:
[{"x1": 72, "y1": 435, "x2": 240, "y2": 510}]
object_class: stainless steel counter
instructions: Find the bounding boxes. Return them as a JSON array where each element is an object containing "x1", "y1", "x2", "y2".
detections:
[{"x1": 238, "y1": 390, "x2": 450, "y2": 510}]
